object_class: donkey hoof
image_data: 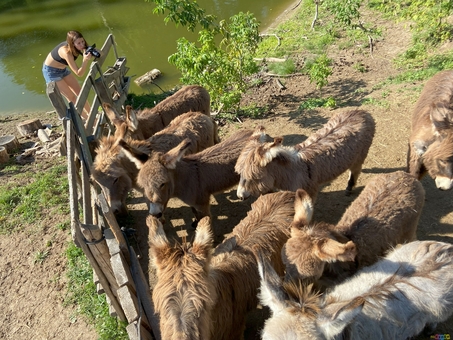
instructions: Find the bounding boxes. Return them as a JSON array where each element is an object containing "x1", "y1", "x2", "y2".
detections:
[{"x1": 345, "y1": 188, "x2": 352, "y2": 196}]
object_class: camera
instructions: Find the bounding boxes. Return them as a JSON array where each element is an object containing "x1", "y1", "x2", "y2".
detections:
[{"x1": 85, "y1": 44, "x2": 101, "y2": 58}]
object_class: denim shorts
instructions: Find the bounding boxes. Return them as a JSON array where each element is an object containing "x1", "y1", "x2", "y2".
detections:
[{"x1": 42, "y1": 64, "x2": 71, "y2": 84}]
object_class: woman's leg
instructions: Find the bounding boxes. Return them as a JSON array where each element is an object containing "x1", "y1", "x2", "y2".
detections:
[{"x1": 57, "y1": 73, "x2": 91, "y2": 119}]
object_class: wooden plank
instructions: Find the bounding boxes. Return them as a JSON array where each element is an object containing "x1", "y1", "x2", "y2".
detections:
[
  {"x1": 81, "y1": 223, "x2": 119, "y2": 294},
  {"x1": 96, "y1": 34, "x2": 115, "y2": 66},
  {"x1": 93, "y1": 269, "x2": 105, "y2": 294},
  {"x1": 81, "y1": 156, "x2": 93, "y2": 225},
  {"x1": 105, "y1": 294, "x2": 118, "y2": 318},
  {"x1": 129, "y1": 247, "x2": 161, "y2": 340},
  {"x1": 104, "y1": 228, "x2": 121, "y2": 256},
  {"x1": 66, "y1": 119, "x2": 80, "y2": 247},
  {"x1": 110, "y1": 251, "x2": 136, "y2": 292},
  {"x1": 126, "y1": 320, "x2": 153, "y2": 340},
  {"x1": 117, "y1": 285, "x2": 139, "y2": 323},
  {"x1": 68, "y1": 102, "x2": 93, "y2": 167},
  {"x1": 98, "y1": 193, "x2": 129, "y2": 258},
  {"x1": 74, "y1": 219, "x2": 127, "y2": 322}
]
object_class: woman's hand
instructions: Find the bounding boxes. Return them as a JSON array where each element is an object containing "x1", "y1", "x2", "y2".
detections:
[{"x1": 83, "y1": 51, "x2": 94, "y2": 63}]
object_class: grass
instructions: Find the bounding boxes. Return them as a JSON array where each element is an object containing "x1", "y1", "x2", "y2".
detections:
[
  {"x1": 0, "y1": 162, "x2": 70, "y2": 234},
  {"x1": 65, "y1": 244, "x2": 128, "y2": 339}
]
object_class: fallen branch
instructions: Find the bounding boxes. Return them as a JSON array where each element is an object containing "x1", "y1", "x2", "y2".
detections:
[
  {"x1": 276, "y1": 78, "x2": 286, "y2": 90},
  {"x1": 264, "y1": 72, "x2": 305, "y2": 77},
  {"x1": 254, "y1": 57, "x2": 287, "y2": 63}
]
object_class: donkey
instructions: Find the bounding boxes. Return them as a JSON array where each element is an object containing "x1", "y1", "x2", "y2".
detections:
[
  {"x1": 407, "y1": 70, "x2": 453, "y2": 190},
  {"x1": 148, "y1": 190, "x2": 295, "y2": 340},
  {"x1": 257, "y1": 240, "x2": 453, "y2": 340},
  {"x1": 283, "y1": 171, "x2": 425, "y2": 288},
  {"x1": 91, "y1": 111, "x2": 219, "y2": 215},
  {"x1": 103, "y1": 84, "x2": 210, "y2": 139},
  {"x1": 235, "y1": 109, "x2": 375, "y2": 201},
  {"x1": 119, "y1": 129, "x2": 253, "y2": 225}
]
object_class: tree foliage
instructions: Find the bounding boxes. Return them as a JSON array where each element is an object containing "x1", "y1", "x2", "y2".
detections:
[{"x1": 146, "y1": 0, "x2": 261, "y2": 112}]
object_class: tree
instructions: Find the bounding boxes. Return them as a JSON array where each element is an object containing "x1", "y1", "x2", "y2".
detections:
[{"x1": 146, "y1": 0, "x2": 261, "y2": 113}]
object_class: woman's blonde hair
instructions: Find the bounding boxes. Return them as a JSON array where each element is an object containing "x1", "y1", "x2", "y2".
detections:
[{"x1": 66, "y1": 30, "x2": 87, "y2": 57}]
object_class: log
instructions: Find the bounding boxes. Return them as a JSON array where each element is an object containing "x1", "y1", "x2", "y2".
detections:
[
  {"x1": 0, "y1": 135, "x2": 20, "y2": 153},
  {"x1": 0, "y1": 146, "x2": 9, "y2": 163},
  {"x1": 134, "y1": 69, "x2": 161, "y2": 86},
  {"x1": 17, "y1": 118, "x2": 43, "y2": 136}
]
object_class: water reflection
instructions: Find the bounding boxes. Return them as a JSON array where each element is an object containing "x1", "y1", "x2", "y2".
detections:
[{"x1": 0, "y1": 0, "x2": 294, "y2": 115}]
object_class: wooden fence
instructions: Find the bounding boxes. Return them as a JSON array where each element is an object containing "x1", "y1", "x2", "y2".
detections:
[{"x1": 46, "y1": 34, "x2": 160, "y2": 340}]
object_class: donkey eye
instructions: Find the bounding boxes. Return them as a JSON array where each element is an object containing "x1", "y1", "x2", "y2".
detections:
[{"x1": 160, "y1": 182, "x2": 166, "y2": 189}]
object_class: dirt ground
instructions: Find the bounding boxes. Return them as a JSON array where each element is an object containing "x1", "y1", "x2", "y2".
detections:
[{"x1": 1, "y1": 6, "x2": 453, "y2": 340}]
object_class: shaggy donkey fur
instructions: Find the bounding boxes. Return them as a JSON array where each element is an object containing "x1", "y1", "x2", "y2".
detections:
[
  {"x1": 235, "y1": 109, "x2": 375, "y2": 201},
  {"x1": 257, "y1": 240, "x2": 453, "y2": 340},
  {"x1": 148, "y1": 191, "x2": 295, "y2": 340},
  {"x1": 283, "y1": 171, "x2": 425, "y2": 289},
  {"x1": 103, "y1": 85, "x2": 211, "y2": 139},
  {"x1": 91, "y1": 111, "x2": 218, "y2": 215}
]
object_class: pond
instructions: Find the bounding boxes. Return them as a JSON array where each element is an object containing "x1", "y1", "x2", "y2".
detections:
[{"x1": 0, "y1": 0, "x2": 296, "y2": 116}]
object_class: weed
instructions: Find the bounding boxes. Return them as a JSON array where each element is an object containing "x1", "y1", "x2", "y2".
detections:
[
  {"x1": 34, "y1": 250, "x2": 50, "y2": 264},
  {"x1": 300, "y1": 97, "x2": 336, "y2": 110},
  {"x1": 353, "y1": 63, "x2": 367, "y2": 73},
  {"x1": 361, "y1": 97, "x2": 390, "y2": 109},
  {"x1": 267, "y1": 59, "x2": 296, "y2": 76}
]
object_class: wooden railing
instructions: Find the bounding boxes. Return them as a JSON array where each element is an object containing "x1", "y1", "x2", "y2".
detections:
[{"x1": 46, "y1": 34, "x2": 160, "y2": 340}]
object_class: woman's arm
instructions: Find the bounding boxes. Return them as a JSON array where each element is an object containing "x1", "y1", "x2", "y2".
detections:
[{"x1": 64, "y1": 48, "x2": 93, "y2": 77}]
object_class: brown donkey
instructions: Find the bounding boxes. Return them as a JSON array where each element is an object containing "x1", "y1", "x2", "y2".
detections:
[
  {"x1": 407, "y1": 70, "x2": 453, "y2": 190},
  {"x1": 283, "y1": 170, "x2": 425, "y2": 289},
  {"x1": 235, "y1": 109, "x2": 375, "y2": 201},
  {"x1": 148, "y1": 190, "x2": 295, "y2": 340},
  {"x1": 103, "y1": 84, "x2": 210, "y2": 139},
  {"x1": 91, "y1": 111, "x2": 219, "y2": 215},
  {"x1": 119, "y1": 129, "x2": 253, "y2": 226}
]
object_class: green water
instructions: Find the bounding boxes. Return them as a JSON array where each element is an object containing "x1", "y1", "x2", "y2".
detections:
[{"x1": 0, "y1": 0, "x2": 296, "y2": 116}]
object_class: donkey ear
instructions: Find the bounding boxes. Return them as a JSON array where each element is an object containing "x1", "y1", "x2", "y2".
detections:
[
  {"x1": 256, "y1": 250, "x2": 290, "y2": 314},
  {"x1": 192, "y1": 216, "x2": 213, "y2": 258},
  {"x1": 160, "y1": 139, "x2": 192, "y2": 169},
  {"x1": 430, "y1": 102, "x2": 453, "y2": 132},
  {"x1": 118, "y1": 139, "x2": 150, "y2": 169},
  {"x1": 113, "y1": 121, "x2": 128, "y2": 141},
  {"x1": 319, "y1": 297, "x2": 364, "y2": 339},
  {"x1": 147, "y1": 215, "x2": 171, "y2": 268},
  {"x1": 292, "y1": 189, "x2": 314, "y2": 227},
  {"x1": 316, "y1": 239, "x2": 357, "y2": 263},
  {"x1": 103, "y1": 102, "x2": 124, "y2": 128},
  {"x1": 126, "y1": 105, "x2": 139, "y2": 132},
  {"x1": 252, "y1": 125, "x2": 266, "y2": 139}
]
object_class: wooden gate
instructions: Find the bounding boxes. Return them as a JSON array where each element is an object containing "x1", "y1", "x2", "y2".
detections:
[{"x1": 46, "y1": 34, "x2": 160, "y2": 340}]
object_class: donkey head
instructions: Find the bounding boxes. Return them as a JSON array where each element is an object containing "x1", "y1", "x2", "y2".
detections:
[{"x1": 148, "y1": 215, "x2": 216, "y2": 340}]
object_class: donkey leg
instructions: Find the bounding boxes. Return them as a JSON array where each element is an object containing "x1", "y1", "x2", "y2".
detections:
[{"x1": 346, "y1": 162, "x2": 363, "y2": 195}]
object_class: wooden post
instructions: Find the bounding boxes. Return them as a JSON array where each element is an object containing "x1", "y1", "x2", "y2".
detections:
[
  {"x1": 46, "y1": 82, "x2": 67, "y2": 119},
  {"x1": 66, "y1": 118, "x2": 80, "y2": 247},
  {"x1": 80, "y1": 223, "x2": 120, "y2": 296}
]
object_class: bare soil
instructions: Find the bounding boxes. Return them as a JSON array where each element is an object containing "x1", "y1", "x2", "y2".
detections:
[{"x1": 1, "y1": 7, "x2": 453, "y2": 340}]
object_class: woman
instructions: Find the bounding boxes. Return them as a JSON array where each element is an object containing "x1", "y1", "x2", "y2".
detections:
[{"x1": 42, "y1": 30, "x2": 95, "y2": 120}]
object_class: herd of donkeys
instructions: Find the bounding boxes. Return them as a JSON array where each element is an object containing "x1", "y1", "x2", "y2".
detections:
[{"x1": 89, "y1": 70, "x2": 453, "y2": 339}]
